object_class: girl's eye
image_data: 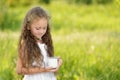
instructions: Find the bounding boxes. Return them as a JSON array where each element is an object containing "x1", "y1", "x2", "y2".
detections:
[
  {"x1": 43, "y1": 27, "x2": 46, "y2": 30},
  {"x1": 36, "y1": 27, "x2": 40, "y2": 30},
  {"x1": 43, "y1": 26, "x2": 47, "y2": 29},
  {"x1": 35, "y1": 27, "x2": 46, "y2": 30},
  {"x1": 36, "y1": 28, "x2": 39, "y2": 30}
]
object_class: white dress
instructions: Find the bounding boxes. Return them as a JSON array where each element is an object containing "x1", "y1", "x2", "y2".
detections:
[{"x1": 23, "y1": 43, "x2": 56, "y2": 80}]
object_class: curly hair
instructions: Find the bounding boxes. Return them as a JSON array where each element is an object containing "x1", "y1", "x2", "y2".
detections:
[{"x1": 18, "y1": 7, "x2": 54, "y2": 68}]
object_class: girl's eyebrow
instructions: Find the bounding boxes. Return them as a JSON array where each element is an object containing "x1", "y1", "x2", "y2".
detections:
[
  {"x1": 35, "y1": 26, "x2": 47, "y2": 29},
  {"x1": 34, "y1": 25, "x2": 41, "y2": 28}
]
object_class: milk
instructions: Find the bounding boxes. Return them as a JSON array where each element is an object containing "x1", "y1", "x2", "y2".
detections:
[{"x1": 48, "y1": 57, "x2": 58, "y2": 68}]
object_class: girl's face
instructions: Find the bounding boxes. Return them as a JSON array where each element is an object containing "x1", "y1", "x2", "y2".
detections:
[{"x1": 30, "y1": 18, "x2": 47, "y2": 40}]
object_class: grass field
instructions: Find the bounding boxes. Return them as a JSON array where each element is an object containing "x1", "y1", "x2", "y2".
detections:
[{"x1": 0, "y1": 1, "x2": 120, "y2": 80}]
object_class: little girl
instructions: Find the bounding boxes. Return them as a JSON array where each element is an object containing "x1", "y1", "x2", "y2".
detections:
[{"x1": 16, "y1": 6, "x2": 62, "y2": 80}]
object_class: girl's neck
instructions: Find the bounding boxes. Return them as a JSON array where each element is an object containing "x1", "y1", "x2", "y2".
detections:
[
  {"x1": 34, "y1": 36, "x2": 43, "y2": 43},
  {"x1": 37, "y1": 40, "x2": 43, "y2": 44},
  {"x1": 36, "y1": 38, "x2": 43, "y2": 44}
]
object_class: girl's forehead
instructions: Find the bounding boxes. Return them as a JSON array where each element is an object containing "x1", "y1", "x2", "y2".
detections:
[
  {"x1": 32, "y1": 17, "x2": 47, "y2": 22},
  {"x1": 31, "y1": 18, "x2": 48, "y2": 27}
]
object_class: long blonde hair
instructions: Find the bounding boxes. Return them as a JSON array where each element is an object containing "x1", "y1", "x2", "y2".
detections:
[{"x1": 18, "y1": 7, "x2": 54, "y2": 67}]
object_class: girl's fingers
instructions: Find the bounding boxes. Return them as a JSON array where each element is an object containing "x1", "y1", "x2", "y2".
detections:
[
  {"x1": 49, "y1": 68, "x2": 59, "y2": 72},
  {"x1": 45, "y1": 67, "x2": 57, "y2": 72},
  {"x1": 58, "y1": 58, "x2": 63, "y2": 66},
  {"x1": 45, "y1": 67, "x2": 54, "y2": 70},
  {"x1": 46, "y1": 67, "x2": 58, "y2": 72}
]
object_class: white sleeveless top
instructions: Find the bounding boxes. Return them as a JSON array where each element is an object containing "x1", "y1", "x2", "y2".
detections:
[{"x1": 23, "y1": 43, "x2": 56, "y2": 80}]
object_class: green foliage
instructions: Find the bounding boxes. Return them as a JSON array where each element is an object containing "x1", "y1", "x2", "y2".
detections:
[
  {"x1": 40, "y1": 0, "x2": 51, "y2": 4},
  {"x1": 67, "y1": 0, "x2": 92, "y2": 4},
  {"x1": 0, "y1": 68, "x2": 14, "y2": 80},
  {"x1": 5, "y1": 0, "x2": 34, "y2": 7},
  {"x1": 96, "y1": 0, "x2": 113, "y2": 4},
  {"x1": 3, "y1": 0, "x2": 50, "y2": 7},
  {"x1": 0, "y1": 0, "x2": 20, "y2": 30},
  {"x1": 0, "y1": 11, "x2": 20, "y2": 30},
  {"x1": 66, "y1": 0, "x2": 113, "y2": 4}
]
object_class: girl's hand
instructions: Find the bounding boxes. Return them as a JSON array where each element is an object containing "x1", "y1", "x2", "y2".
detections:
[{"x1": 57, "y1": 57, "x2": 63, "y2": 68}]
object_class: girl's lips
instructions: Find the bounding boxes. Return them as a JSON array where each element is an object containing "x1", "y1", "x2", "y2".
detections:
[{"x1": 36, "y1": 35, "x2": 42, "y2": 38}]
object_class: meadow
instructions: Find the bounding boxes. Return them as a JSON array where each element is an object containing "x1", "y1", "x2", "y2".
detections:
[{"x1": 0, "y1": 1, "x2": 120, "y2": 80}]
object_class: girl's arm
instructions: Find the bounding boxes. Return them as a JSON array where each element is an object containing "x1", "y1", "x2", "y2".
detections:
[{"x1": 16, "y1": 57, "x2": 52, "y2": 75}]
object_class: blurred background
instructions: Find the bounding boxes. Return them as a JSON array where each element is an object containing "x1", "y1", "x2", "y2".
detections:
[{"x1": 0, "y1": 0, "x2": 120, "y2": 80}]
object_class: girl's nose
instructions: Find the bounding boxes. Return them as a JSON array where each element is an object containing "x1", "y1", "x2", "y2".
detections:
[{"x1": 39, "y1": 29, "x2": 44, "y2": 34}]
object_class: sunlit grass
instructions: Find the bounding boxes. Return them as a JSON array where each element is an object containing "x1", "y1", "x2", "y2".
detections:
[
  {"x1": 53, "y1": 31, "x2": 120, "y2": 80},
  {"x1": 0, "y1": 30, "x2": 120, "y2": 80}
]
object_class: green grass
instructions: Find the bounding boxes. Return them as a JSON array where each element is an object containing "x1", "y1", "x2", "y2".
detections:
[
  {"x1": 0, "y1": 30, "x2": 120, "y2": 80},
  {"x1": 0, "y1": 1, "x2": 120, "y2": 80},
  {"x1": 53, "y1": 31, "x2": 120, "y2": 80}
]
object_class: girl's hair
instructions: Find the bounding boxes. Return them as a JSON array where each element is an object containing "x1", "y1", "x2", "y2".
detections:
[{"x1": 18, "y1": 7, "x2": 54, "y2": 67}]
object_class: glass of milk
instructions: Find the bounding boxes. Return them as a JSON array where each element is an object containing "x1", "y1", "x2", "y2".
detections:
[{"x1": 48, "y1": 57, "x2": 58, "y2": 68}]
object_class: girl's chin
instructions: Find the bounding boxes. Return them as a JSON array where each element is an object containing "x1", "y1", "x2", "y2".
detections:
[
  {"x1": 37, "y1": 37, "x2": 41, "y2": 40},
  {"x1": 34, "y1": 36, "x2": 41, "y2": 40}
]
